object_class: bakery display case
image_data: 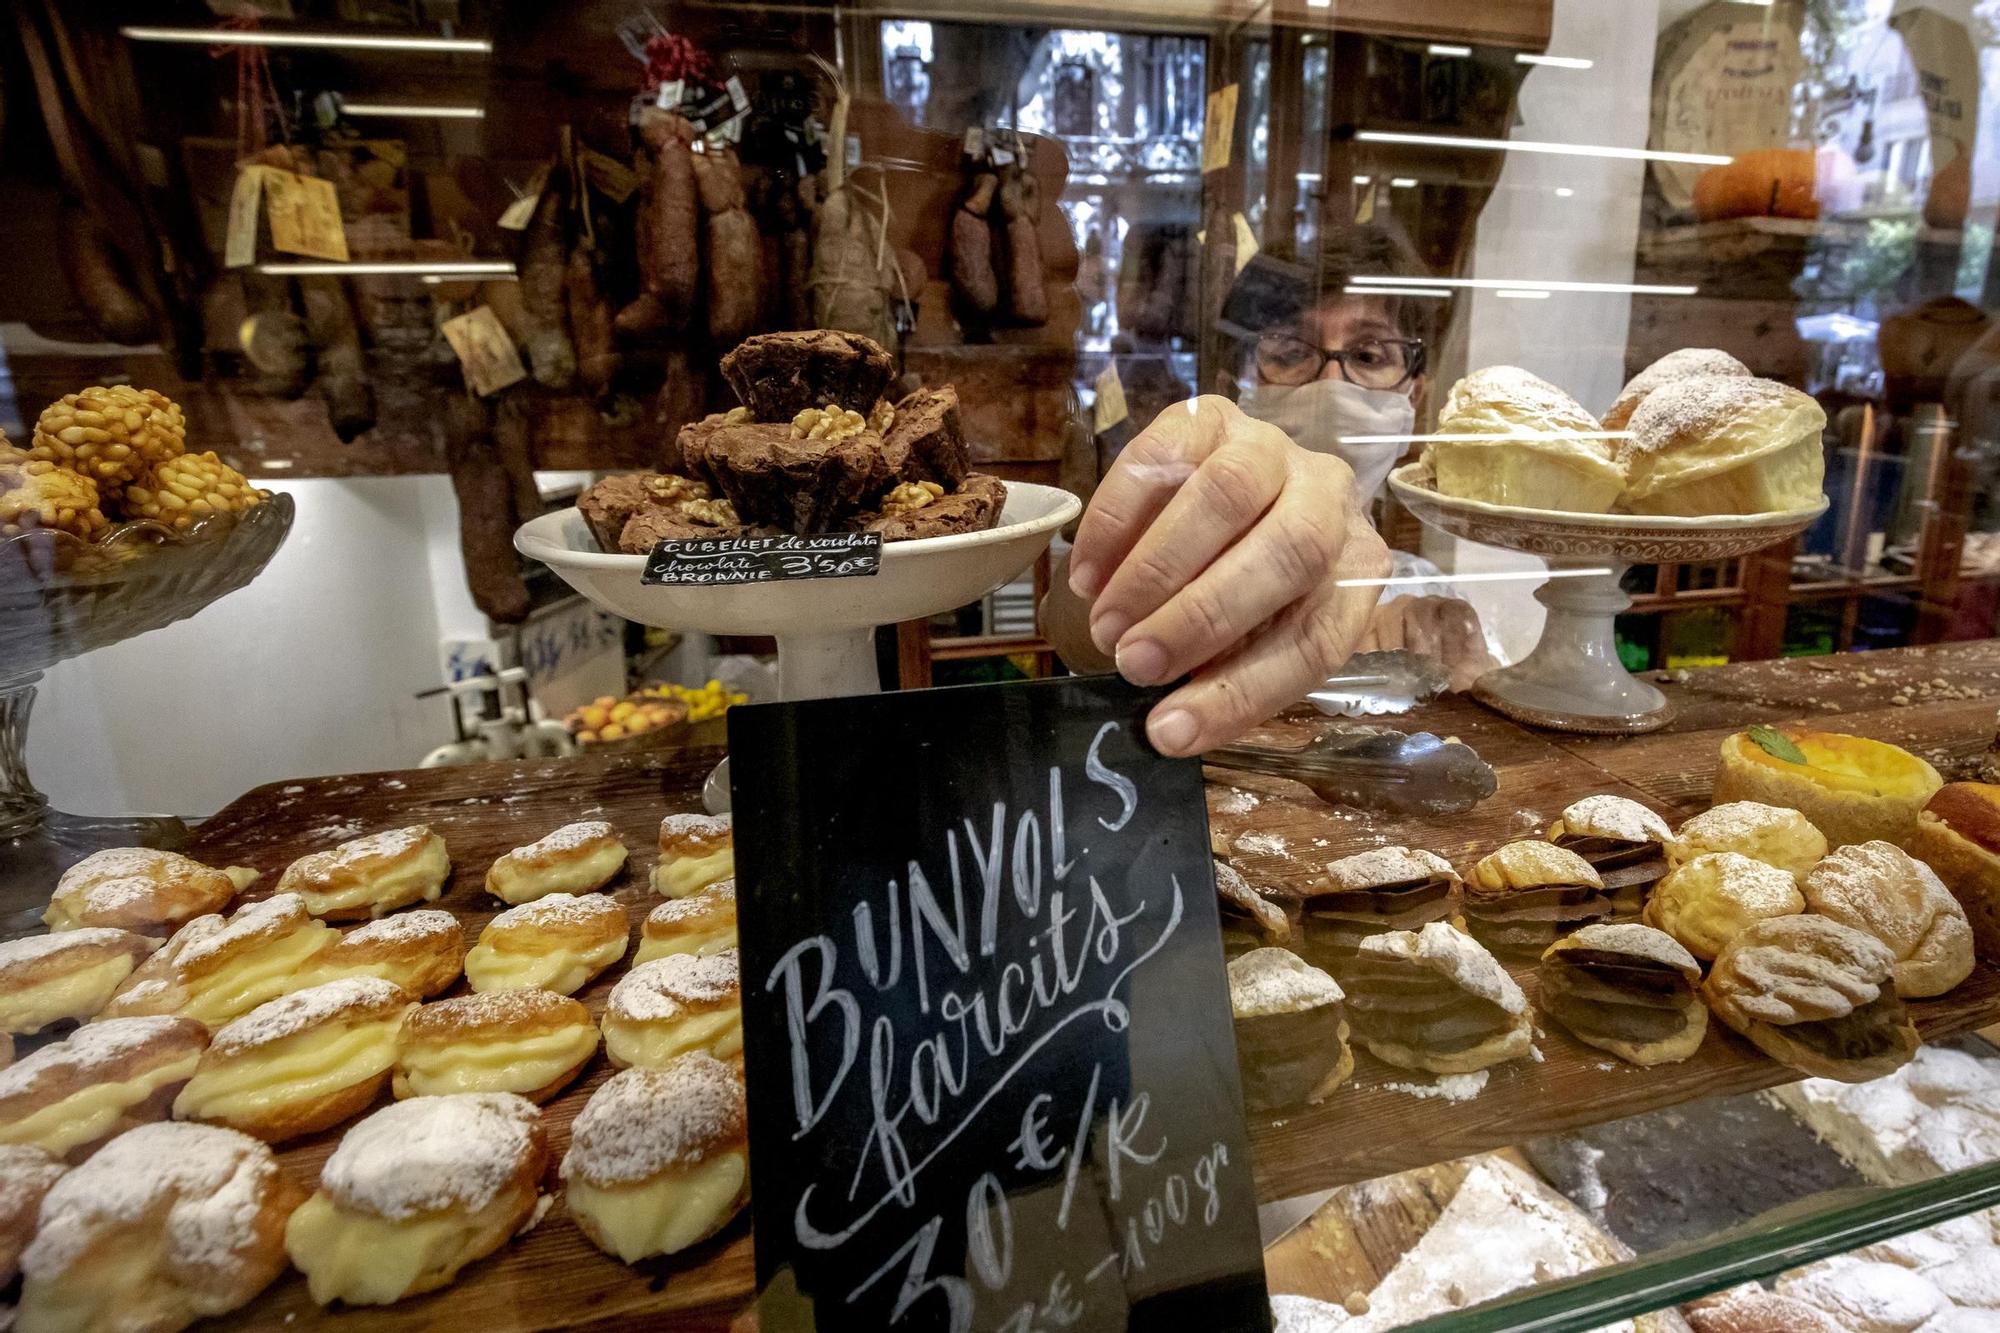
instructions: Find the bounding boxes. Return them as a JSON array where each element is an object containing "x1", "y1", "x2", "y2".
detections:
[{"x1": 6, "y1": 1, "x2": 2000, "y2": 1331}]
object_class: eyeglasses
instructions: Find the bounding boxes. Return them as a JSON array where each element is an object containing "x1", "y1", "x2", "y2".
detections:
[{"x1": 1254, "y1": 333, "x2": 1425, "y2": 390}]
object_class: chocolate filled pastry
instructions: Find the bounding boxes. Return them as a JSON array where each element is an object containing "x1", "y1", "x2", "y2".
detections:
[
  {"x1": 98, "y1": 894, "x2": 338, "y2": 1027},
  {"x1": 1227, "y1": 947, "x2": 1351, "y2": 1112},
  {"x1": 276, "y1": 825, "x2": 452, "y2": 921},
  {"x1": 15, "y1": 1122, "x2": 301, "y2": 1333},
  {"x1": 561, "y1": 1054, "x2": 749, "y2": 1263},
  {"x1": 883, "y1": 385, "x2": 970, "y2": 487},
  {"x1": 652, "y1": 813, "x2": 735, "y2": 899},
  {"x1": 1538, "y1": 923, "x2": 1706, "y2": 1066},
  {"x1": 43, "y1": 848, "x2": 256, "y2": 936},
  {"x1": 636, "y1": 880, "x2": 739, "y2": 965},
  {"x1": 486, "y1": 820, "x2": 629, "y2": 905},
  {"x1": 718, "y1": 329, "x2": 897, "y2": 424},
  {"x1": 602, "y1": 950, "x2": 741, "y2": 1069},
  {"x1": 1800, "y1": 841, "x2": 1974, "y2": 998},
  {"x1": 1343, "y1": 921, "x2": 1533, "y2": 1073},
  {"x1": 1645, "y1": 851, "x2": 1804, "y2": 962},
  {"x1": 0, "y1": 928, "x2": 159, "y2": 1034},
  {"x1": 1215, "y1": 861, "x2": 1292, "y2": 960},
  {"x1": 171, "y1": 977, "x2": 416, "y2": 1143},
  {"x1": 307, "y1": 908, "x2": 464, "y2": 998},
  {"x1": 394, "y1": 989, "x2": 599, "y2": 1103},
  {"x1": 1, "y1": 1144, "x2": 66, "y2": 1287},
  {"x1": 1463, "y1": 841, "x2": 1611, "y2": 957},
  {"x1": 861, "y1": 473, "x2": 1007, "y2": 541},
  {"x1": 1299, "y1": 847, "x2": 1462, "y2": 975},
  {"x1": 464, "y1": 892, "x2": 629, "y2": 996},
  {"x1": 1668, "y1": 801, "x2": 1828, "y2": 881},
  {"x1": 1702, "y1": 914, "x2": 1919, "y2": 1081},
  {"x1": 284, "y1": 1093, "x2": 549, "y2": 1306},
  {"x1": 1547, "y1": 795, "x2": 1672, "y2": 871},
  {"x1": 0, "y1": 1016, "x2": 208, "y2": 1158},
  {"x1": 1910, "y1": 781, "x2": 2000, "y2": 958}
]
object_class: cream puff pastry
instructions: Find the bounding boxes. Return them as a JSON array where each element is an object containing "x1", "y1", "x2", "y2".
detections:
[
  {"x1": 1463, "y1": 841, "x2": 1611, "y2": 957},
  {"x1": 1227, "y1": 947, "x2": 1351, "y2": 1112},
  {"x1": 307, "y1": 908, "x2": 464, "y2": 997},
  {"x1": 1342, "y1": 921, "x2": 1533, "y2": 1074},
  {"x1": 561, "y1": 1054, "x2": 748, "y2": 1263},
  {"x1": 463, "y1": 892, "x2": 629, "y2": 996},
  {"x1": 1703, "y1": 915, "x2": 1918, "y2": 1082},
  {"x1": 276, "y1": 825, "x2": 451, "y2": 921},
  {"x1": 1668, "y1": 802, "x2": 1828, "y2": 881},
  {"x1": 635, "y1": 880, "x2": 738, "y2": 965},
  {"x1": 15, "y1": 1122, "x2": 301, "y2": 1333},
  {"x1": 1645, "y1": 851, "x2": 1805, "y2": 962},
  {"x1": 97, "y1": 893, "x2": 337, "y2": 1027},
  {"x1": 393, "y1": 989, "x2": 599, "y2": 1102},
  {"x1": 43, "y1": 848, "x2": 256, "y2": 936},
  {"x1": 1620, "y1": 374, "x2": 1826, "y2": 516},
  {"x1": 651, "y1": 813, "x2": 734, "y2": 898},
  {"x1": 486, "y1": 820, "x2": 628, "y2": 904},
  {"x1": 0, "y1": 928, "x2": 159, "y2": 1034},
  {"x1": 0, "y1": 1144, "x2": 67, "y2": 1286},
  {"x1": 283, "y1": 1092, "x2": 549, "y2": 1306},
  {"x1": 0, "y1": 1015, "x2": 208, "y2": 1159},
  {"x1": 602, "y1": 950, "x2": 741, "y2": 1069},
  {"x1": 1801, "y1": 841, "x2": 1975, "y2": 998},
  {"x1": 1538, "y1": 923, "x2": 1707, "y2": 1066},
  {"x1": 172, "y1": 977, "x2": 416, "y2": 1143}
]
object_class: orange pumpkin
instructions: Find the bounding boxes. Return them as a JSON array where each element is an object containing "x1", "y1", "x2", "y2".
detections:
[{"x1": 1692, "y1": 148, "x2": 1820, "y2": 222}]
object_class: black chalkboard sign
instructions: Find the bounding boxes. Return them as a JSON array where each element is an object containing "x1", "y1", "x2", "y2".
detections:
[
  {"x1": 730, "y1": 676, "x2": 1271, "y2": 1333},
  {"x1": 640, "y1": 532, "x2": 881, "y2": 586}
]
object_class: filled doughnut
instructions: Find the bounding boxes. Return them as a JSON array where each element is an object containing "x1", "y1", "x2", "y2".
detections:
[
  {"x1": 393, "y1": 989, "x2": 599, "y2": 1102},
  {"x1": 485, "y1": 821, "x2": 628, "y2": 904},
  {"x1": 0, "y1": 1016, "x2": 208, "y2": 1159},
  {"x1": 650, "y1": 814, "x2": 734, "y2": 899},
  {"x1": 43, "y1": 848, "x2": 256, "y2": 936},
  {"x1": 635, "y1": 880, "x2": 737, "y2": 965},
  {"x1": 0, "y1": 928, "x2": 159, "y2": 1035},
  {"x1": 98, "y1": 894, "x2": 338, "y2": 1027},
  {"x1": 601, "y1": 950, "x2": 741, "y2": 1069},
  {"x1": 306, "y1": 908, "x2": 464, "y2": 998}
]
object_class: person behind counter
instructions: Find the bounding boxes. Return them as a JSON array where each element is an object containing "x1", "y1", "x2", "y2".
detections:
[{"x1": 1045, "y1": 224, "x2": 1497, "y2": 757}]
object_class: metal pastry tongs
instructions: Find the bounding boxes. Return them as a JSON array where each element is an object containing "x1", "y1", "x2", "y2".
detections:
[{"x1": 1306, "y1": 649, "x2": 1450, "y2": 718}]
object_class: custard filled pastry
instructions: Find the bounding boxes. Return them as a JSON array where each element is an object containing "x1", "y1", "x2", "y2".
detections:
[
  {"x1": 1227, "y1": 947, "x2": 1351, "y2": 1112},
  {"x1": 307, "y1": 908, "x2": 464, "y2": 998},
  {"x1": 284, "y1": 1092, "x2": 549, "y2": 1306},
  {"x1": 651, "y1": 813, "x2": 735, "y2": 898},
  {"x1": 485, "y1": 820, "x2": 628, "y2": 905},
  {"x1": 1645, "y1": 851, "x2": 1804, "y2": 962},
  {"x1": 0, "y1": 1144, "x2": 67, "y2": 1286},
  {"x1": 636, "y1": 880, "x2": 739, "y2": 965},
  {"x1": 1667, "y1": 801, "x2": 1827, "y2": 881},
  {"x1": 1463, "y1": 841, "x2": 1610, "y2": 958},
  {"x1": 1538, "y1": 923, "x2": 1706, "y2": 1066},
  {"x1": 98, "y1": 893, "x2": 337, "y2": 1027},
  {"x1": 1714, "y1": 727, "x2": 1941, "y2": 850},
  {"x1": 1620, "y1": 374, "x2": 1826, "y2": 516},
  {"x1": 1342, "y1": 922, "x2": 1532, "y2": 1074},
  {"x1": 172, "y1": 977, "x2": 417, "y2": 1143},
  {"x1": 561, "y1": 1054, "x2": 749, "y2": 1262},
  {"x1": 463, "y1": 892, "x2": 629, "y2": 996},
  {"x1": 602, "y1": 950, "x2": 741, "y2": 1069},
  {"x1": 276, "y1": 825, "x2": 451, "y2": 921},
  {"x1": 0, "y1": 927, "x2": 159, "y2": 1034},
  {"x1": 15, "y1": 1122, "x2": 301, "y2": 1333},
  {"x1": 1215, "y1": 862, "x2": 1293, "y2": 961},
  {"x1": 1299, "y1": 847, "x2": 1460, "y2": 974},
  {"x1": 0, "y1": 1015, "x2": 208, "y2": 1158},
  {"x1": 1702, "y1": 914, "x2": 1918, "y2": 1082},
  {"x1": 43, "y1": 848, "x2": 256, "y2": 936},
  {"x1": 1601, "y1": 347, "x2": 1750, "y2": 432},
  {"x1": 394, "y1": 989, "x2": 598, "y2": 1102},
  {"x1": 1547, "y1": 795, "x2": 1672, "y2": 871},
  {"x1": 1427, "y1": 366, "x2": 1624, "y2": 513},
  {"x1": 1800, "y1": 841, "x2": 1974, "y2": 998}
]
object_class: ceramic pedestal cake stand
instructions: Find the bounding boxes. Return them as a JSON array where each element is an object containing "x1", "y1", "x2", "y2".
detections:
[
  {"x1": 1388, "y1": 464, "x2": 1826, "y2": 734},
  {"x1": 516, "y1": 481, "x2": 1081, "y2": 810}
]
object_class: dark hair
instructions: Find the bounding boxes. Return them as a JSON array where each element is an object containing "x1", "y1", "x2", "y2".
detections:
[{"x1": 1217, "y1": 221, "x2": 1438, "y2": 348}]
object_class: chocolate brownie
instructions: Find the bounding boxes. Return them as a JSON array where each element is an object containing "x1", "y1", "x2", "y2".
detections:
[
  {"x1": 699, "y1": 420, "x2": 909, "y2": 534},
  {"x1": 675, "y1": 411, "x2": 739, "y2": 488},
  {"x1": 578, "y1": 473, "x2": 660, "y2": 549},
  {"x1": 617, "y1": 503, "x2": 752, "y2": 552},
  {"x1": 719, "y1": 330, "x2": 897, "y2": 423},
  {"x1": 885, "y1": 386, "x2": 970, "y2": 488},
  {"x1": 862, "y1": 472, "x2": 1006, "y2": 541}
]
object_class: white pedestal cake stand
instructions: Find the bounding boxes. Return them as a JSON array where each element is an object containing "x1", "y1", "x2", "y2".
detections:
[
  {"x1": 1388, "y1": 464, "x2": 1827, "y2": 734},
  {"x1": 516, "y1": 481, "x2": 1081, "y2": 809}
]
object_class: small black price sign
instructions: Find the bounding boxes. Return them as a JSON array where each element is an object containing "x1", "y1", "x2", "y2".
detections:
[
  {"x1": 640, "y1": 532, "x2": 881, "y2": 587},
  {"x1": 730, "y1": 676, "x2": 1271, "y2": 1333}
]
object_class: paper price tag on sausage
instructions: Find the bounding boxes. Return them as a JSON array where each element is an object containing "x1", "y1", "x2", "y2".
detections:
[
  {"x1": 223, "y1": 165, "x2": 267, "y2": 268},
  {"x1": 1092, "y1": 362, "x2": 1129, "y2": 434},
  {"x1": 730, "y1": 676, "x2": 1271, "y2": 1333},
  {"x1": 261, "y1": 168, "x2": 349, "y2": 262},
  {"x1": 440, "y1": 305, "x2": 527, "y2": 396},
  {"x1": 640, "y1": 532, "x2": 882, "y2": 586},
  {"x1": 1203, "y1": 83, "x2": 1239, "y2": 172}
]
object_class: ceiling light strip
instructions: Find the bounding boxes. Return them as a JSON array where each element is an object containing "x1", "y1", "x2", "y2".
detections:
[
  {"x1": 1356, "y1": 129, "x2": 1729, "y2": 166},
  {"x1": 258, "y1": 261, "x2": 517, "y2": 276},
  {"x1": 122, "y1": 26, "x2": 491, "y2": 53},
  {"x1": 1353, "y1": 274, "x2": 1697, "y2": 296}
]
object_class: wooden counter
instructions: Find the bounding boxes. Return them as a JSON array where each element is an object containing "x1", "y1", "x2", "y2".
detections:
[{"x1": 7, "y1": 640, "x2": 2000, "y2": 1331}]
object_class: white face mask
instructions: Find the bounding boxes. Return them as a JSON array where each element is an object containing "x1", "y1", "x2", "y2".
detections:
[{"x1": 1239, "y1": 376, "x2": 1417, "y2": 503}]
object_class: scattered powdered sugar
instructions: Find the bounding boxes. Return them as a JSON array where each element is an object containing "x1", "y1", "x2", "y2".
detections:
[
  {"x1": 509, "y1": 821, "x2": 617, "y2": 858},
  {"x1": 281, "y1": 785, "x2": 305, "y2": 795},
  {"x1": 1210, "y1": 788, "x2": 1260, "y2": 817},
  {"x1": 305, "y1": 819, "x2": 365, "y2": 842},
  {"x1": 1233, "y1": 832, "x2": 1292, "y2": 859},
  {"x1": 173, "y1": 895, "x2": 308, "y2": 972},
  {"x1": 1442, "y1": 366, "x2": 1599, "y2": 438},
  {"x1": 319, "y1": 826, "x2": 432, "y2": 865},
  {"x1": 1380, "y1": 1071, "x2": 1489, "y2": 1103},
  {"x1": 335, "y1": 909, "x2": 459, "y2": 950},
  {"x1": 609, "y1": 951, "x2": 740, "y2": 1021},
  {"x1": 658, "y1": 813, "x2": 732, "y2": 845},
  {"x1": 1323, "y1": 846, "x2": 1455, "y2": 890},
  {"x1": 562, "y1": 1055, "x2": 747, "y2": 1184},
  {"x1": 0, "y1": 927, "x2": 148, "y2": 970},
  {"x1": 57, "y1": 848, "x2": 182, "y2": 888},
  {"x1": 21, "y1": 1123, "x2": 277, "y2": 1278},
  {"x1": 0, "y1": 1016, "x2": 202, "y2": 1098},
  {"x1": 408, "y1": 988, "x2": 583, "y2": 1037},
  {"x1": 209, "y1": 977, "x2": 408, "y2": 1055},
  {"x1": 1557, "y1": 795, "x2": 1670, "y2": 845},
  {"x1": 1227, "y1": 948, "x2": 1342, "y2": 1016},
  {"x1": 321, "y1": 1093, "x2": 542, "y2": 1220},
  {"x1": 516, "y1": 1193, "x2": 553, "y2": 1236},
  {"x1": 1778, "y1": 1259, "x2": 1946, "y2": 1332},
  {"x1": 491, "y1": 892, "x2": 624, "y2": 933},
  {"x1": 1271, "y1": 1294, "x2": 1352, "y2": 1332},
  {"x1": 1358, "y1": 922, "x2": 1526, "y2": 1015},
  {"x1": 382, "y1": 779, "x2": 407, "y2": 790},
  {"x1": 647, "y1": 881, "x2": 737, "y2": 927},
  {"x1": 0, "y1": 1145, "x2": 67, "y2": 1223}
]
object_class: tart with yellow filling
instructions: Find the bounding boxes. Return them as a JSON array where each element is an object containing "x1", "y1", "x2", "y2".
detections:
[{"x1": 1713, "y1": 726, "x2": 1942, "y2": 850}]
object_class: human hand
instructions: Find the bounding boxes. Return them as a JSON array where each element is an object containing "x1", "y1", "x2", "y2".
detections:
[
  {"x1": 1358, "y1": 595, "x2": 1499, "y2": 692},
  {"x1": 1067, "y1": 395, "x2": 1389, "y2": 756}
]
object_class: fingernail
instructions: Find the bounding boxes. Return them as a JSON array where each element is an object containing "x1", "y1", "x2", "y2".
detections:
[
  {"x1": 1091, "y1": 612, "x2": 1132, "y2": 657},
  {"x1": 1069, "y1": 559, "x2": 1103, "y2": 598},
  {"x1": 1148, "y1": 708, "x2": 1199, "y2": 756},
  {"x1": 1115, "y1": 638, "x2": 1169, "y2": 686}
]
